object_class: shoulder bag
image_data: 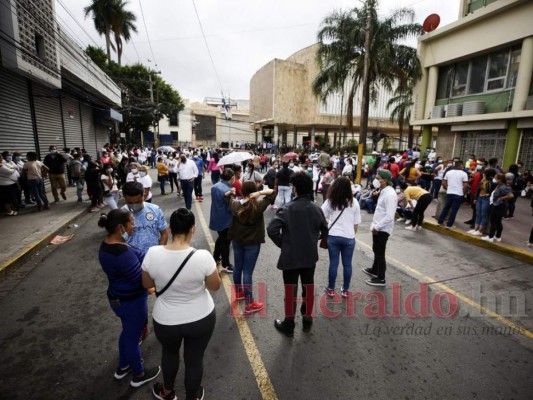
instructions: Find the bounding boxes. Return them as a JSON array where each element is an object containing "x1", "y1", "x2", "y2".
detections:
[
  {"x1": 155, "y1": 249, "x2": 197, "y2": 297},
  {"x1": 319, "y1": 208, "x2": 345, "y2": 249}
]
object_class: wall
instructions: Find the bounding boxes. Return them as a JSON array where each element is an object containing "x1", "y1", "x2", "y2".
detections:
[{"x1": 250, "y1": 61, "x2": 274, "y2": 121}]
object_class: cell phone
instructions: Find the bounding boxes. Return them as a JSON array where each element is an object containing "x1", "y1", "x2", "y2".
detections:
[{"x1": 110, "y1": 299, "x2": 121, "y2": 308}]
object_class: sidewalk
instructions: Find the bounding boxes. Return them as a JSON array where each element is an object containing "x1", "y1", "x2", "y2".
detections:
[{"x1": 1, "y1": 177, "x2": 532, "y2": 274}]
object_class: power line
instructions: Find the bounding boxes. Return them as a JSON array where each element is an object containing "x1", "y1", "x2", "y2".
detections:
[
  {"x1": 190, "y1": 0, "x2": 224, "y2": 95},
  {"x1": 138, "y1": 0, "x2": 157, "y2": 67}
]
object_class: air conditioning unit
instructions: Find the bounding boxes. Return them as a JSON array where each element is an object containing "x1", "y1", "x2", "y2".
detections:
[
  {"x1": 462, "y1": 101, "x2": 485, "y2": 115},
  {"x1": 446, "y1": 103, "x2": 463, "y2": 117},
  {"x1": 431, "y1": 105, "x2": 444, "y2": 118}
]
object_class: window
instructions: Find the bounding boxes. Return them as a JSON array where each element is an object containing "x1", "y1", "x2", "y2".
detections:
[
  {"x1": 468, "y1": 55, "x2": 487, "y2": 94},
  {"x1": 437, "y1": 66, "x2": 453, "y2": 99},
  {"x1": 168, "y1": 112, "x2": 178, "y2": 126},
  {"x1": 452, "y1": 62, "x2": 469, "y2": 97},
  {"x1": 507, "y1": 48, "x2": 520, "y2": 88},
  {"x1": 487, "y1": 50, "x2": 509, "y2": 91},
  {"x1": 34, "y1": 33, "x2": 45, "y2": 59}
]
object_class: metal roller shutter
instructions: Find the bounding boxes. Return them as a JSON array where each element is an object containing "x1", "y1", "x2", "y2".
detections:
[
  {"x1": 33, "y1": 83, "x2": 64, "y2": 159},
  {"x1": 0, "y1": 67, "x2": 36, "y2": 155},
  {"x1": 80, "y1": 103, "x2": 97, "y2": 157},
  {"x1": 62, "y1": 95, "x2": 83, "y2": 151},
  {"x1": 95, "y1": 124, "x2": 109, "y2": 155}
]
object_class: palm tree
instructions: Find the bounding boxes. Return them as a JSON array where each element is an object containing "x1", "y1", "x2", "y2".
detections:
[
  {"x1": 314, "y1": 0, "x2": 423, "y2": 152},
  {"x1": 110, "y1": 0, "x2": 137, "y2": 66},
  {"x1": 84, "y1": 0, "x2": 114, "y2": 63}
]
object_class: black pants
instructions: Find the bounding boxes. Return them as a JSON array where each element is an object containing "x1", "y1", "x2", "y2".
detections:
[
  {"x1": 529, "y1": 227, "x2": 533, "y2": 243},
  {"x1": 168, "y1": 172, "x2": 179, "y2": 193},
  {"x1": 506, "y1": 192, "x2": 520, "y2": 217},
  {"x1": 411, "y1": 194, "x2": 432, "y2": 227},
  {"x1": 371, "y1": 231, "x2": 390, "y2": 280},
  {"x1": 282, "y1": 267, "x2": 315, "y2": 328},
  {"x1": 154, "y1": 310, "x2": 216, "y2": 400},
  {"x1": 213, "y1": 228, "x2": 231, "y2": 267},
  {"x1": 489, "y1": 204, "x2": 506, "y2": 239}
]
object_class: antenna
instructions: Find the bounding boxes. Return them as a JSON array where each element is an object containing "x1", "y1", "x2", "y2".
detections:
[{"x1": 423, "y1": 14, "x2": 441, "y2": 33}]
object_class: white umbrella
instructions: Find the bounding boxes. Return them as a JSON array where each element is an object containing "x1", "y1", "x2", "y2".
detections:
[
  {"x1": 218, "y1": 151, "x2": 253, "y2": 166},
  {"x1": 157, "y1": 146, "x2": 176, "y2": 153}
]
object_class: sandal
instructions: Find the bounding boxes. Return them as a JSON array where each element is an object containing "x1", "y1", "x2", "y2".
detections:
[{"x1": 5, "y1": 211, "x2": 17, "y2": 216}]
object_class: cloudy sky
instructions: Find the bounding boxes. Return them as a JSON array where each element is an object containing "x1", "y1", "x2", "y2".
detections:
[{"x1": 56, "y1": 0, "x2": 460, "y2": 103}]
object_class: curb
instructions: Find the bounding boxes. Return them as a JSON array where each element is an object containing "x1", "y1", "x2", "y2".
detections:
[
  {"x1": 422, "y1": 220, "x2": 533, "y2": 264},
  {"x1": 0, "y1": 210, "x2": 88, "y2": 275}
]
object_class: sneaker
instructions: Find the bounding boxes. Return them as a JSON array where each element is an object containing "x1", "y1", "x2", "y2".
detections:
[
  {"x1": 416, "y1": 225, "x2": 423, "y2": 231},
  {"x1": 341, "y1": 289, "x2": 350, "y2": 298},
  {"x1": 396, "y1": 217, "x2": 405, "y2": 222},
  {"x1": 244, "y1": 301, "x2": 264, "y2": 314},
  {"x1": 152, "y1": 382, "x2": 177, "y2": 400},
  {"x1": 89, "y1": 207, "x2": 99, "y2": 212},
  {"x1": 467, "y1": 229, "x2": 476, "y2": 234},
  {"x1": 302, "y1": 317, "x2": 313, "y2": 332},
  {"x1": 527, "y1": 242, "x2": 533, "y2": 248},
  {"x1": 362, "y1": 267, "x2": 377, "y2": 278},
  {"x1": 235, "y1": 289, "x2": 245, "y2": 301},
  {"x1": 494, "y1": 237, "x2": 502, "y2": 242},
  {"x1": 130, "y1": 366, "x2": 161, "y2": 388},
  {"x1": 365, "y1": 277, "x2": 386, "y2": 287},
  {"x1": 195, "y1": 385, "x2": 205, "y2": 400},
  {"x1": 404, "y1": 220, "x2": 411, "y2": 225},
  {"x1": 221, "y1": 265, "x2": 234, "y2": 273},
  {"x1": 445, "y1": 225, "x2": 456, "y2": 229},
  {"x1": 114, "y1": 365, "x2": 132, "y2": 380},
  {"x1": 481, "y1": 236, "x2": 494, "y2": 243},
  {"x1": 274, "y1": 319, "x2": 294, "y2": 338},
  {"x1": 324, "y1": 287, "x2": 335, "y2": 298},
  {"x1": 405, "y1": 225, "x2": 416, "y2": 231},
  {"x1": 471, "y1": 230, "x2": 482, "y2": 236}
]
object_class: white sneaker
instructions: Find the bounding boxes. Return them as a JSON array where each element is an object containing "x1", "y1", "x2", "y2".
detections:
[
  {"x1": 405, "y1": 225, "x2": 416, "y2": 231},
  {"x1": 471, "y1": 230, "x2": 482, "y2": 236},
  {"x1": 481, "y1": 236, "x2": 494, "y2": 242},
  {"x1": 494, "y1": 237, "x2": 502, "y2": 242},
  {"x1": 467, "y1": 229, "x2": 475, "y2": 234},
  {"x1": 405, "y1": 220, "x2": 411, "y2": 225},
  {"x1": 396, "y1": 217, "x2": 405, "y2": 222},
  {"x1": 416, "y1": 225, "x2": 423, "y2": 231}
]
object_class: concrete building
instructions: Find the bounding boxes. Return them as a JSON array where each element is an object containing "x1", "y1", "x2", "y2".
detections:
[
  {"x1": 249, "y1": 43, "x2": 400, "y2": 151},
  {"x1": 0, "y1": 0, "x2": 122, "y2": 158},
  {"x1": 412, "y1": 0, "x2": 533, "y2": 169}
]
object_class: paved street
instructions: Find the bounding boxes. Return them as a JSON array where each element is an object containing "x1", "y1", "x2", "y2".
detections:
[{"x1": 0, "y1": 177, "x2": 532, "y2": 399}]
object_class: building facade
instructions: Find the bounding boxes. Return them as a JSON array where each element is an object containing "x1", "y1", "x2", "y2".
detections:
[
  {"x1": 249, "y1": 43, "x2": 400, "y2": 151},
  {"x1": 0, "y1": 0, "x2": 122, "y2": 159},
  {"x1": 412, "y1": 0, "x2": 533, "y2": 169}
]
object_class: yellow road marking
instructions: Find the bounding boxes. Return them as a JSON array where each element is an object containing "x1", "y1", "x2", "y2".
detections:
[
  {"x1": 357, "y1": 240, "x2": 533, "y2": 340},
  {"x1": 195, "y1": 202, "x2": 279, "y2": 400}
]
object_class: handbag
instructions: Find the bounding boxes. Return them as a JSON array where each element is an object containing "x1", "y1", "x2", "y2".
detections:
[
  {"x1": 155, "y1": 249, "x2": 197, "y2": 297},
  {"x1": 319, "y1": 208, "x2": 345, "y2": 249}
]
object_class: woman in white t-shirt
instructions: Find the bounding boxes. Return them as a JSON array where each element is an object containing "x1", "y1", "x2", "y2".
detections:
[
  {"x1": 142, "y1": 208, "x2": 221, "y2": 400},
  {"x1": 138, "y1": 165, "x2": 153, "y2": 203},
  {"x1": 321, "y1": 177, "x2": 361, "y2": 298},
  {"x1": 101, "y1": 165, "x2": 120, "y2": 209}
]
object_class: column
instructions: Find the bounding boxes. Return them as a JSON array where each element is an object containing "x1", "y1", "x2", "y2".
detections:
[
  {"x1": 512, "y1": 36, "x2": 533, "y2": 112},
  {"x1": 310, "y1": 126, "x2": 316, "y2": 150},
  {"x1": 423, "y1": 66, "x2": 439, "y2": 120},
  {"x1": 293, "y1": 127, "x2": 298, "y2": 147},
  {"x1": 333, "y1": 132, "x2": 337, "y2": 148},
  {"x1": 254, "y1": 129, "x2": 258, "y2": 144},
  {"x1": 421, "y1": 126, "x2": 432, "y2": 154},
  {"x1": 273, "y1": 125, "x2": 279, "y2": 150},
  {"x1": 503, "y1": 121, "x2": 520, "y2": 169}
]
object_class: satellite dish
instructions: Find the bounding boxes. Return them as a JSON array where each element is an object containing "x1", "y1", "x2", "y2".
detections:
[{"x1": 423, "y1": 14, "x2": 441, "y2": 33}]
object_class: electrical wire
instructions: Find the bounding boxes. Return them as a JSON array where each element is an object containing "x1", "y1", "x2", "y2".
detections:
[{"x1": 138, "y1": 0, "x2": 157, "y2": 67}]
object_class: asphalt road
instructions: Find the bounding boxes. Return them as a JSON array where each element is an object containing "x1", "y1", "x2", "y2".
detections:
[{"x1": 0, "y1": 180, "x2": 532, "y2": 400}]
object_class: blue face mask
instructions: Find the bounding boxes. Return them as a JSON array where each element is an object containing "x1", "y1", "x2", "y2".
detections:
[
  {"x1": 5, "y1": 156, "x2": 12, "y2": 162},
  {"x1": 121, "y1": 228, "x2": 130, "y2": 242},
  {"x1": 14, "y1": 157, "x2": 21, "y2": 162}
]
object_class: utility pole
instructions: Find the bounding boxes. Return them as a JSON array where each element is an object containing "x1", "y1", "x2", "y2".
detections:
[
  {"x1": 357, "y1": 0, "x2": 373, "y2": 184},
  {"x1": 148, "y1": 70, "x2": 161, "y2": 148}
]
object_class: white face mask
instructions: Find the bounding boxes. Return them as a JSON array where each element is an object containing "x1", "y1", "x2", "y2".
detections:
[
  {"x1": 131, "y1": 168, "x2": 138, "y2": 174},
  {"x1": 372, "y1": 179, "x2": 381, "y2": 189},
  {"x1": 395, "y1": 188, "x2": 401, "y2": 193}
]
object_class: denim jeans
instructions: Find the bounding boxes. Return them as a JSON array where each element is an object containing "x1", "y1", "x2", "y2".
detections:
[
  {"x1": 210, "y1": 170, "x2": 220, "y2": 185},
  {"x1": 438, "y1": 194, "x2": 464, "y2": 227},
  {"x1": 159, "y1": 175, "x2": 168, "y2": 194},
  {"x1": 75, "y1": 178, "x2": 85, "y2": 201},
  {"x1": 105, "y1": 192, "x2": 120, "y2": 209},
  {"x1": 27, "y1": 178, "x2": 48, "y2": 208},
  {"x1": 180, "y1": 179, "x2": 194, "y2": 210},
  {"x1": 431, "y1": 179, "x2": 442, "y2": 199},
  {"x1": 232, "y1": 242, "x2": 261, "y2": 304},
  {"x1": 474, "y1": 196, "x2": 490, "y2": 228},
  {"x1": 327, "y1": 235, "x2": 355, "y2": 291},
  {"x1": 275, "y1": 185, "x2": 292, "y2": 207},
  {"x1": 111, "y1": 294, "x2": 148, "y2": 375}
]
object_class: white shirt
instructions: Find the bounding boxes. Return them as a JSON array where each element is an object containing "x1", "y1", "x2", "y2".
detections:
[
  {"x1": 370, "y1": 186, "x2": 397, "y2": 235},
  {"x1": 142, "y1": 247, "x2": 216, "y2": 325},
  {"x1": 126, "y1": 172, "x2": 141, "y2": 182},
  {"x1": 342, "y1": 164, "x2": 353, "y2": 175},
  {"x1": 177, "y1": 159, "x2": 199, "y2": 180},
  {"x1": 139, "y1": 174, "x2": 153, "y2": 201},
  {"x1": 444, "y1": 169, "x2": 468, "y2": 196},
  {"x1": 321, "y1": 200, "x2": 361, "y2": 239}
]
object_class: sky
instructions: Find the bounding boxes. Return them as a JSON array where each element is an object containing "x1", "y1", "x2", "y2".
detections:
[{"x1": 56, "y1": 0, "x2": 460, "y2": 103}]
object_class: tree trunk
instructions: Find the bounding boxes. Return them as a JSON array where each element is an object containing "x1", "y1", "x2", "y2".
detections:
[
  {"x1": 398, "y1": 115, "x2": 404, "y2": 151},
  {"x1": 407, "y1": 124, "x2": 414, "y2": 148},
  {"x1": 105, "y1": 30, "x2": 112, "y2": 64}
]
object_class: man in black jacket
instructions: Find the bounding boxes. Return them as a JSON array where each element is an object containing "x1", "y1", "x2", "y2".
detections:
[
  {"x1": 43, "y1": 145, "x2": 67, "y2": 202},
  {"x1": 267, "y1": 172, "x2": 328, "y2": 337}
]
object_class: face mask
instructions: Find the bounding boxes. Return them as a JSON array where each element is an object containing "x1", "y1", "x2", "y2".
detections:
[
  {"x1": 425, "y1": 163, "x2": 429, "y2": 167},
  {"x1": 438, "y1": 160, "x2": 442, "y2": 164},
  {"x1": 14, "y1": 156, "x2": 21, "y2": 162},
  {"x1": 120, "y1": 228, "x2": 130, "y2": 242},
  {"x1": 289, "y1": 163, "x2": 294, "y2": 168},
  {"x1": 5, "y1": 156, "x2": 12, "y2": 162},
  {"x1": 476, "y1": 165, "x2": 483, "y2": 171},
  {"x1": 395, "y1": 188, "x2": 401, "y2": 194},
  {"x1": 492, "y1": 178, "x2": 497, "y2": 184},
  {"x1": 372, "y1": 179, "x2": 381, "y2": 189},
  {"x1": 107, "y1": 168, "x2": 113, "y2": 173},
  {"x1": 131, "y1": 168, "x2": 138, "y2": 174},
  {"x1": 139, "y1": 171, "x2": 147, "y2": 177},
  {"x1": 127, "y1": 202, "x2": 143, "y2": 213},
  {"x1": 447, "y1": 163, "x2": 453, "y2": 168}
]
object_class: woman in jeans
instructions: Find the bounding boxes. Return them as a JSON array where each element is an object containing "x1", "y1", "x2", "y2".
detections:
[
  {"x1": 98, "y1": 209, "x2": 160, "y2": 388},
  {"x1": 101, "y1": 164, "x2": 120, "y2": 209},
  {"x1": 321, "y1": 177, "x2": 361, "y2": 298},
  {"x1": 481, "y1": 173, "x2": 514, "y2": 243},
  {"x1": 468, "y1": 169, "x2": 496, "y2": 236},
  {"x1": 23, "y1": 151, "x2": 50, "y2": 211},
  {"x1": 142, "y1": 208, "x2": 221, "y2": 400},
  {"x1": 228, "y1": 181, "x2": 275, "y2": 313},
  {"x1": 274, "y1": 162, "x2": 294, "y2": 207}
]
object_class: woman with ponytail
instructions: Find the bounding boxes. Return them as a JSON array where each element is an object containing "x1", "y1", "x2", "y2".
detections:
[{"x1": 228, "y1": 181, "x2": 275, "y2": 314}]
